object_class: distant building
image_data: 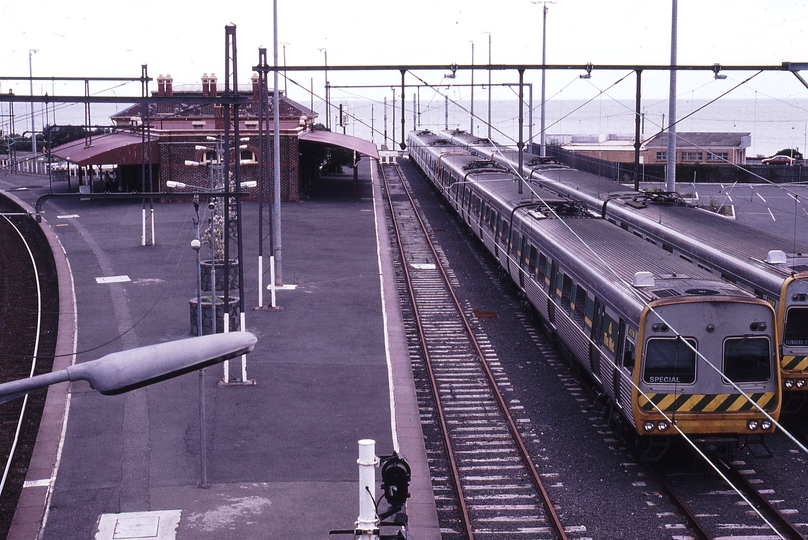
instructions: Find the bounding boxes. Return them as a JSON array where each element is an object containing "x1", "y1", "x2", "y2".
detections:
[
  {"x1": 642, "y1": 131, "x2": 751, "y2": 166},
  {"x1": 553, "y1": 131, "x2": 751, "y2": 166}
]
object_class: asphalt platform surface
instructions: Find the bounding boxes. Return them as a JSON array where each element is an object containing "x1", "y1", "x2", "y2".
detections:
[{"x1": 2, "y1": 159, "x2": 440, "y2": 539}]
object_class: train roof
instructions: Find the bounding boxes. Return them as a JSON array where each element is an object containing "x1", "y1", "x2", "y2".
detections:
[
  {"x1": 515, "y1": 207, "x2": 753, "y2": 304},
  {"x1": 538, "y1": 167, "x2": 808, "y2": 276},
  {"x1": 438, "y1": 129, "x2": 808, "y2": 282}
]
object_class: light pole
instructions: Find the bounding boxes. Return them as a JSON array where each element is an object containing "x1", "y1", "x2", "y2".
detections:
[
  {"x1": 0, "y1": 333, "x2": 257, "y2": 405},
  {"x1": 483, "y1": 32, "x2": 492, "y2": 138},
  {"x1": 28, "y1": 49, "x2": 38, "y2": 153},
  {"x1": 470, "y1": 41, "x2": 475, "y2": 135},
  {"x1": 318, "y1": 47, "x2": 329, "y2": 130},
  {"x1": 666, "y1": 0, "x2": 678, "y2": 192},
  {"x1": 534, "y1": 1, "x2": 555, "y2": 157}
]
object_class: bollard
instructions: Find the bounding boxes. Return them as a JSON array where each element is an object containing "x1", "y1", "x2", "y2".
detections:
[{"x1": 356, "y1": 439, "x2": 379, "y2": 537}]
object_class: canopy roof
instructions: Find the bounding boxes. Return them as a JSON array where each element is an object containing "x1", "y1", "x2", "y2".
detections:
[
  {"x1": 299, "y1": 130, "x2": 379, "y2": 160},
  {"x1": 51, "y1": 133, "x2": 160, "y2": 166}
]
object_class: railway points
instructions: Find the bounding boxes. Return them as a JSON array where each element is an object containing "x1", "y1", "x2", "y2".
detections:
[{"x1": 0, "y1": 161, "x2": 440, "y2": 540}]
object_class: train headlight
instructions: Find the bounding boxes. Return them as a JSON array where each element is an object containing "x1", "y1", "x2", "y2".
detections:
[
  {"x1": 656, "y1": 421, "x2": 670, "y2": 432},
  {"x1": 797, "y1": 379, "x2": 807, "y2": 389},
  {"x1": 643, "y1": 421, "x2": 656, "y2": 432},
  {"x1": 747, "y1": 420, "x2": 760, "y2": 431},
  {"x1": 761, "y1": 419, "x2": 773, "y2": 430},
  {"x1": 784, "y1": 379, "x2": 795, "y2": 389}
]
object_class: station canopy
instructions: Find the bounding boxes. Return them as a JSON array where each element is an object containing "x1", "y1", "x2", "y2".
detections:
[
  {"x1": 299, "y1": 130, "x2": 379, "y2": 160},
  {"x1": 51, "y1": 133, "x2": 160, "y2": 167}
]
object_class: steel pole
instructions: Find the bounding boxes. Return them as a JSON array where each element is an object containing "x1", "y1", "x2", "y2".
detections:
[
  {"x1": 273, "y1": 0, "x2": 283, "y2": 287},
  {"x1": 666, "y1": 0, "x2": 678, "y2": 192}
]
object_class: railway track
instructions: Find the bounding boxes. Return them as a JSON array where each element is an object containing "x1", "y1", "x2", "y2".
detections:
[
  {"x1": 379, "y1": 161, "x2": 574, "y2": 539},
  {"x1": 0, "y1": 200, "x2": 59, "y2": 537},
  {"x1": 649, "y1": 454, "x2": 807, "y2": 539}
]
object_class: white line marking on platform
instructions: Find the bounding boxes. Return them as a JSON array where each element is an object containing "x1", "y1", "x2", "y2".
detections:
[
  {"x1": 96, "y1": 275, "x2": 131, "y2": 284},
  {"x1": 23, "y1": 478, "x2": 51, "y2": 488},
  {"x1": 57, "y1": 214, "x2": 80, "y2": 219}
]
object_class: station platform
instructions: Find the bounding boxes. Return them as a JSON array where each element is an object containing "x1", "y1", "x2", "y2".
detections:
[{"x1": 2, "y1": 159, "x2": 441, "y2": 539}]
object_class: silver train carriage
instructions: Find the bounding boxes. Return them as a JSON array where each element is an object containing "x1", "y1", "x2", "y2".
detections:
[
  {"x1": 408, "y1": 129, "x2": 781, "y2": 458},
  {"x1": 442, "y1": 128, "x2": 808, "y2": 396}
]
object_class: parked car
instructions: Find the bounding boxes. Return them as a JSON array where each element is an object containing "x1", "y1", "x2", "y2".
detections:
[{"x1": 762, "y1": 154, "x2": 797, "y2": 165}]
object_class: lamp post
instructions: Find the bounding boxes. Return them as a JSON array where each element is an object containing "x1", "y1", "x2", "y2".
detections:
[
  {"x1": 28, "y1": 49, "x2": 38, "y2": 154},
  {"x1": 470, "y1": 41, "x2": 475, "y2": 135},
  {"x1": 318, "y1": 47, "x2": 329, "y2": 130},
  {"x1": 0, "y1": 333, "x2": 257, "y2": 405},
  {"x1": 534, "y1": 1, "x2": 556, "y2": 157},
  {"x1": 666, "y1": 0, "x2": 678, "y2": 192},
  {"x1": 483, "y1": 33, "x2": 492, "y2": 138}
]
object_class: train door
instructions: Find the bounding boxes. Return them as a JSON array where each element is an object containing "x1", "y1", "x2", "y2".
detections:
[
  {"x1": 616, "y1": 328, "x2": 636, "y2": 412},
  {"x1": 547, "y1": 262, "x2": 558, "y2": 324}
]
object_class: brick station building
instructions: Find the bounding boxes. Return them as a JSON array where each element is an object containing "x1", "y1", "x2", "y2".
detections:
[{"x1": 54, "y1": 74, "x2": 377, "y2": 201}]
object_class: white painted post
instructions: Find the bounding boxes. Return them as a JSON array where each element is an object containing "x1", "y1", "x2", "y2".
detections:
[
  {"x1": 222, "y1": 311, "x2": 230, "y2": 384},
  {"x1": 258, "y1": 255, "x2": 264, "y2": 308},
  {"x1": 240, "y1": 311, "x2": 247, "y2": 381},
  {"x1": 357, "y1": 439, "x2": 379, "y2": 538},
  {"x1": 269, "y1": 256, "x2": 277, "y2": 308}
]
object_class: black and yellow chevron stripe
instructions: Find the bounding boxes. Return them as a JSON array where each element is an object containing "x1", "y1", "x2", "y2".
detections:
[
  {"x1": 781, "y1": 354, "x2": 808, "y2": 372},
  {"x1": 639, "y1": 392, "x2": 777, "y2": 412}
]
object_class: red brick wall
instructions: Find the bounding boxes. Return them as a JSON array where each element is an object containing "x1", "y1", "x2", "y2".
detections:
[{"x1": 158, "y1": 134, "x2": 301, "y2": 202}]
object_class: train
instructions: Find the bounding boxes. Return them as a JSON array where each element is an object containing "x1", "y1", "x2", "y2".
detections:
[
  {"x1": 407, "y1": 129, "x2": 782, "y2": 460},
  {"x1": 441, "y1": 128, "x2": 808, "y2": 404}
]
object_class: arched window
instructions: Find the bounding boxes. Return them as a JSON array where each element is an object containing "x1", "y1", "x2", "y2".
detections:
[
  {"x1": 240, "y1": 149, "x2": 257, "y2": 164},
  {"x1": 202, "y1": 150, "x2": 219, "y2": 164}
]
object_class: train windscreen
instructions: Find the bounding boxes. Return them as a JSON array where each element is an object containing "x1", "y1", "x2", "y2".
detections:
[
  {"x1": 784, "y1": 307, "x2": 808, "y2": 346},
  {"x1": 723, "y1": 337, "x2": 772, "y2": 383},
  {"x1": 643, "y1": 337, "x2": 697, "y2": 385}
]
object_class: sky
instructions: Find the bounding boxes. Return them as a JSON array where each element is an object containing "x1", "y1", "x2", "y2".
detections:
[{"x1": 2, "y1": 1, "x2": 808, "y2": 114}]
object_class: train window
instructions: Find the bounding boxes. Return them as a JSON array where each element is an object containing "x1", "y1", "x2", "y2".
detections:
[
  {"x1": 584, "y1": 297, "x2": 595, "y2": 333},
  {"x1": 527, "y1": 244, "x2": 537, "y2": 273},
  {"x1": 511, "y1": 232, "x2": 521, "y2": 258},
  {"x1": 561, "y1": 274, "x2": 573, "y2": 310},
  {"x1": 784, "y1": 307, "x2": 808, "y2": 346},
  {"x1": 500, "y1": 219, "x2": 509, "y2": 246},
  {"x1": 554, "y1": 272, "x2": 564, "y2": 301},
  {"x1": 572, "y1": 285, "x2": 587, "y2": 326},
  {"x1": 723, "y1": 337, "x2": 771, "y2": 383},
  {"x1": 536, "y1": 252, "x2": 547, "y2": 282},
  {"x1": 643, "y1": 337, "x2": 697, "y2": 385},
  {"x1": 622, "y1": 337, "x2": 636, "y2": 373}
]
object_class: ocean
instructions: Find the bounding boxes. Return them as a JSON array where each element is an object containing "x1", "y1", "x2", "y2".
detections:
[
  {"x1": 5, "y1": 94, "x2": 807, "y2": 159},
  {"x1": 328, "y1": 96, "x2": 808, "y2": 159}
]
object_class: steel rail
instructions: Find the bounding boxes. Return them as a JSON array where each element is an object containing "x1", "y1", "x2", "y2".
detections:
[
  {"x1": 0, "y1": 214, "x2": 43, "y2": 498},
  {"x1": 715, "y1": 458, "x2": 806, "y2": 540},
  {"x1": 645, "y1": 462, "x2": 713, "y2": 540},
  {"x1": 380, "y1": 162, "x2": 475, "y2": 539},
  {"x1": 382, "y1": 161, "x2": 569, "y2": 539}
]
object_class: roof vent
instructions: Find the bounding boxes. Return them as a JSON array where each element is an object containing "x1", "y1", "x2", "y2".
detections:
[
  {"x1": 766, "y1": 250, "x2": 787, "y2": 264},
  {"x1": 633, "y1": 271, "x2": 655, "y2": 288}
]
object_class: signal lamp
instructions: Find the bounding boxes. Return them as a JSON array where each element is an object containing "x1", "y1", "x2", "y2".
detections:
[{"x1": 380, "y1": 453, "x2": 411, "y2": 508}]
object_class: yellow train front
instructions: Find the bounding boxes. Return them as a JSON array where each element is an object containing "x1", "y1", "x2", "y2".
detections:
[{"x1": 631, "y1": 293, "x2": 780, "y2": 459}]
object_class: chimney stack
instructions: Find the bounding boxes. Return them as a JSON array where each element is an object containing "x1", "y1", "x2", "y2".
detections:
[
  {"x1": 165, "y1": 74, "x2": 173, "y2": 97},
  {"x1": 209, "y1": 73, "x2": 217, "y2": 97},
  {"x1": 157, "y1": 74, "x2": 166, "y2": 97}
]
